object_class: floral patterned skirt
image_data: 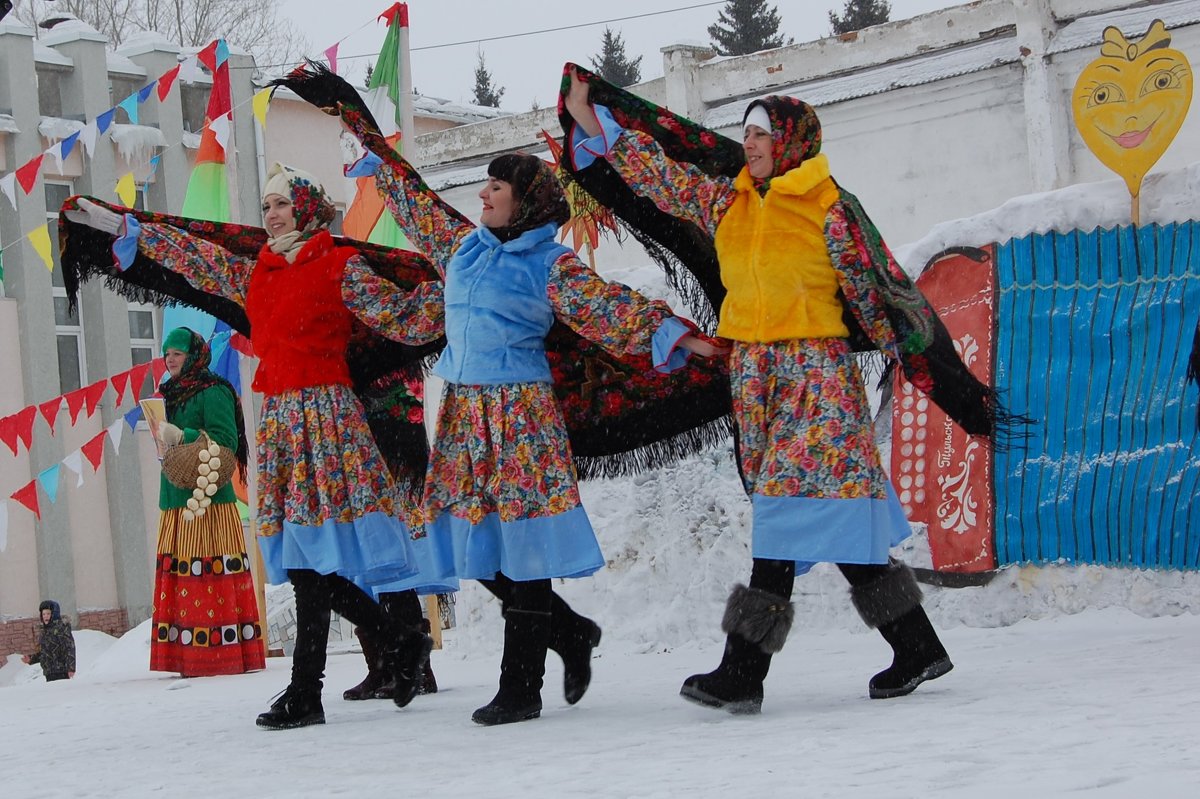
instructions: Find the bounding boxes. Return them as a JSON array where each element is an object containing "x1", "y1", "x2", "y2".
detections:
[
  {"x1": 255, "y1": 384, "x2": 418, "y2": 587},
  {"x1": 731, "y1": 338, "x2": 910, "y2": 570},
  {"x1": 423, "y1": 382, "x2": 603, "y2": 581},
  {"x1": 151, "y1": 503, "x2": 265, "y2": 676}
]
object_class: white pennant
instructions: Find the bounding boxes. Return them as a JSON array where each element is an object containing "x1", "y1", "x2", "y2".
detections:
[
  {"x1": 106, "y1": 418, "x2": 124, "y2": 454},
  {"x1": 62, "y1": 450, "x2": 86, "y2": 488},
  {"x1": 178, "y1": 54, "x2": 203, "y2": 85},
  {"x1": 209, "y1": 112, "x2": 232, "y2": 152},
  {"x1": 0, "y1": 501, "x2": 8, "y2": 553},
  {"x1": 0, "y1": 172, "x2": 16, "y2": 209},
  {"x1": 46, "y1": 142, "x2": 65, "y2": 172},
  {"x1": 79, "y1": 121, "x2": 99, "y2": 157}
]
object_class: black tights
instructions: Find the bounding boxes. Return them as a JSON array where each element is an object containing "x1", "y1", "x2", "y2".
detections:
[
  {"x1": 478, "y1": 572, "x2": 552, "y2": 615},
  {"x1": 289, "y1": 569, "x2": 390, "y2": 692},
  {"x1": 749, "y1": 558, "x2": 892, "y2": 600}
]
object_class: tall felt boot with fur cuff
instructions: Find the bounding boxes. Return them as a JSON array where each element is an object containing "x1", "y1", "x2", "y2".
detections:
[
  {"x1": 679, "y1": 584, "x2": 794, "y2": 715},
  {"x1": 473, "y1": 608, "x2": 551, "y2": 725},
  {"x1": 846, "y1": 561, "x2": 952, "y2": 699}
]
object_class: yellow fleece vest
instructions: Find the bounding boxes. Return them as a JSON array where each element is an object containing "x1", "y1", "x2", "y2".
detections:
[{"x1": 714, "y1": 155, "x2": 850, "y2": 342}]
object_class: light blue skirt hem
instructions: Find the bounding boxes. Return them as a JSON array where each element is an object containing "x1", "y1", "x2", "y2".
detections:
[
  {"x1": 259, "y1": 511, "x2": 418, "y2": 586},
  {"x1": 361, "y1": 531, "x2": 461, "y2": 598},
  {"x1": 432, "y1": 505, "x2": 605, "y2": 582},
  {"x1": 750, "y1": 483, "x2": 912, "y2": 576}
]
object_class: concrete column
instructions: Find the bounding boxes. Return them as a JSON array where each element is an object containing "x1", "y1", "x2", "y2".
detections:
[
  {"x1": 0, "y1": 21, "x2": 76, "y2": 614},
  {"x1": 122, "y1": 37, "x2": 186, "y2": 215},
  {"x1": 226, "y1": 50, "x2": 262, "y2": 225},
  {"x1": 660, "y1": 44, "x2": 715, "y2": 121},
  {"x1": 1015, "y1": 0, "x2": 1071, "y2": 192},
  {"x1": 51, "y1": 27, "x2": 152, "y2": 623}
]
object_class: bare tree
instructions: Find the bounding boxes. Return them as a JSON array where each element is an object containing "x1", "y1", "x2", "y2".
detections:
[{"x1": 15, "y1": 0, "x2": 307, "y2": 72}]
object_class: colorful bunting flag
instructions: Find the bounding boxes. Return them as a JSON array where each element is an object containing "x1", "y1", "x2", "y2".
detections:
[
  {"x1": 62, "y1": 450, "x2": 85, "y2": 488},
  {"x1": 81, "y1": 432, "x2": 107, "y2": 472},
  {"x1": 252, "y1": 88, "x2": 271, "y2": 130},
  {"x1": 123, "y1": 406, "x2": 143, "y2": 431},
  {"x1": 96, "y1": 108, "x2": 115, "y2": 135},
  {"x1": 37, "y1": 465, "x2": 60, "y2": 505},
  {"x1": 151, "y1": 358, "x2": 167, "y2": 387},
  {"x1": 106, "y1": 419, "x2": 124, "y2": 455},
  {"x1": 118, "y1": 93, "x2": 139, "y2": 125},
  {"x1": 196, "y1": 40, "x2": 220, "y2": 72},
  {"x1": 0, "y1": 172, "x2": 16, "y2": 209},
  {"x1": 325, "y1": 42, "x2": 339, "y2": 74},
  {"x1": 137, "y1": 81, "x2": 157, "y2": 104},
  {"x1": 28, "y1": 224, "x2": 53, "y2": 271},
  {"x1": 128, "y1": 362, "x2": 152, "y2": 398},
  {"x1": 83, "y1": 379, "x2": 108, "y2": 417},
  {"x1": 16, "y1": 154, "x2": 44, "y2": 194},
  {"x1": 79, "y1": 120, "x2": 98, "y2": 156},
  {"x1": 0, "y1": 415, "x2": 20, "y2": 455},
  {"x1": 60, "y1": 130, "x2": 80, "y2": 161},
  {"x1": 157, "y1": 64, "x2": 181, "y2": 101},
  {"x1": 111, "y1": 369, "x2": 131, "y2": 406},
  {"x1": 64, "y1": 386, "x2": 89, "y2": 425},
  {"x1": 12, "y1": 407, "x2": 36, "y2": 452},
  {"x1": 11, "y1": 481, "x2": 40, "y2": 519},
  {"x1": 115, "y1": 172, "x2": 136, "y2": 208},
  {"x1": 38, "y1": 398, "x2": 61, "y2": 434},
  {"x1": 216, "y1": 40, "x2": 230, "y2": 68}
]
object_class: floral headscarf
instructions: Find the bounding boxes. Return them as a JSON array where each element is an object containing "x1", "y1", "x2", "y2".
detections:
[
  {"x1": 485, "y1": 153, "x2": 571, "y2": 242},
  {"x1": 743, "y1": 96, "x2": 822, "y2": 190},
  {"x1": 261, "y1": 162, "x2": 336, "y2": 260}
]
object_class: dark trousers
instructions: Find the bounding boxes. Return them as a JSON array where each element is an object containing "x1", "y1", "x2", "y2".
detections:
[{"x1": 289, "y1": 568, "x2": 390, "y2": 693}]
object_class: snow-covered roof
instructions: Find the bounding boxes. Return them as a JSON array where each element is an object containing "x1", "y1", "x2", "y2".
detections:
[
  {"x1": 706, "y1": 36, "x2": 1019, "y2": 130},
  {"x1": 106, "y1": 51, "x2": 148, "y2": 77},
  {"x1": 110, "y1": 123, "x2": 167, "y2": 164},
  {"x1": 412, "y1": 95, "x2": 510, "y2": 125},
  {"x1": 424, "y1": 146, "x2": 553, "y2": 192},
  {"x1": 116, "y1": 30, "x2": 181, "y2": 57},
  {"x1": 38, "y1": 116, "x2": 86, "y2": 141},
  {"x1": 38, "y1": 16, "x2": 106, "y2": 46},
  {"x1": 33, "y1": 40, "x2": 72, "y2": 67},
  {"x1": 1048, "y1": 0, "x2": 1200, "y2": 56},
  {"x1": 0, "y1": 114, "x2": 20, "y2": 134}
]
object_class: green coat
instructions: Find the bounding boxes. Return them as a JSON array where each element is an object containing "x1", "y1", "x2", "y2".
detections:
[{"x1": 159, "y1": 384, "x2": 240, "y2": 511}]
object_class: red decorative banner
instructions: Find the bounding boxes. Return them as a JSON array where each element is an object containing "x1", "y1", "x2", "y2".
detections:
[
  {"x1": 11, "y1": 406, "x2": 36, "y2": 452},
  {"x1": 15, "y1": 154, "x2": 44, "y2": 194},
  {"x1": 83, "y1": 379, "x2": 108, "y2": 417},
  {"x1": 0, "y1": 415, "x2": 20, "y2": 456},
  {"x1": 129, "y1": 362, "x2": 153, "y2": 399},
  {"x1": 151, "y1": 359, "x2": 167, "y2": 387},
  {"x1": 157, "y1": 64, "x2": 181, "y2": 101},
  {"x1": 111, "y1": 369, "x2": 131, "y2": 406},
  {"x1": 64, "y1": 387, "x2": 89, "y2": 425},
  {"x1": 80, "y1": 431, "x2": 107, "y2": 472},
  {"x1": 38, "y1": 398, "x2": 62, "y2": 434},
  {"x1": 11, "y1": 480, "x2": 40, "y2": 519},
  {"x1": 891, "y1": 246, "x2": 997, "y2": 573}
]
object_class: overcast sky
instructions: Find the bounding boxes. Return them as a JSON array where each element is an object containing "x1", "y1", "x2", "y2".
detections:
[{"x1": 282, "y1": 0, "x2": 963, "y2": 111}]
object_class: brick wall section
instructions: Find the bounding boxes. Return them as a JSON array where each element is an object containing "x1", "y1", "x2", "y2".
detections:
[{"x1": 0, "y1": 608, "x2": 131, "y2": 658}]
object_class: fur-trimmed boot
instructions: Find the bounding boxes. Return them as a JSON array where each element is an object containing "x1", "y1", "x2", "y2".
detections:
[
  {"x1": 845, "y1": 560, "x2": 953, "y2": 699},
  {"x1": 343, "y1": 626, "x2": 390, "y2": 700},
  {"x1": 547, "y1": 594, "x2": 602, "y2": 705},
  {"x1": 680, "y1": 584, "x2": 794, "y2": 715},
  {"x1": 472, "y1": 608, "x2": 551, "y2": 726}
]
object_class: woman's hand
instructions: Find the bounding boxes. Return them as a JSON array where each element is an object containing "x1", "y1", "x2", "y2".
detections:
[
  {"x1": 565, "y1": 67, "x2": 602, "y2": 138},
  {"x1": 158, "y1": 422, "x2": 183, "y2": 447},
  {"x1": 678, "y1": 334, "x2": 731, "y2": 359}
]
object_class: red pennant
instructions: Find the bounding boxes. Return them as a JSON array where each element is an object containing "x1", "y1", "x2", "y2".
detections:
[
  {"x1": 11, "y1": 480, "x2": 41, "y2": 519},
  {"x1": 39, "y1": 398, "x2": 62, "y2": 434},
  {"x1": 83, "y1": 379, "x2": 108, "y2": 417},
  {"x1": 81, "y1": 432, "x2": 107, "y2": 472},
  {"x1": 0, "y1": 414, "x2": 19, "y2": 455},
  {"x1": 157, "y1": 64, "x2": 181, "y2": 101},
  {"x1": 128, "y1": 362, "x2": 152, "y2": 399},
  {"x1": 378, "y1": 2, "x2": 407, "y2": 26},
  {"x1": 111, "y1": 369, "x2": 131, "y2": 406},
  {"x1": 196, "y1": 40, "x2": 219, "y2": 72},
  {"x1": 15, "y1": 154, "x2": 44, "y2": 194},
  {"x1": 64, "y1": 387, "x2": 89, "y2": 425},
  {"x1": 151, "y1": 358, "x2": 167, "y2": 387},
  {"x1": 13, "y1": 406, "x2": 36, "y2": 452}
]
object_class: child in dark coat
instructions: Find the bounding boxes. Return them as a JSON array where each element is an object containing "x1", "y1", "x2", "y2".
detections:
[{"x1": 23, "y1": 600, "x2": 76, "y2": 681}]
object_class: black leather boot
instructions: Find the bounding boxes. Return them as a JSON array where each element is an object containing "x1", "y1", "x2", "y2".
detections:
[
  {"x1": 258, "y1": 569, "x2": 329, "y2": 729},
  {"x1": 256, "y1": 685, "x2": 325, "y2": 730},
  {"x1": 343, "y1": 626, "x2": 389, "y2": 700},
  {"x1": 680, "y1": 580, "x2": 794, "y2": 715},
  {"x1": 472, "y1": 608, "x2": 551, "y2": 725},
  {"x1": 386, "y1": 591, "x2": 439, "y2": 695},
  {"x1": 547, "y1": 594, "x2": 601, "y2": 705},
  {"x1": 842, "y1": 560, "x2": 953, "y2": 699}
]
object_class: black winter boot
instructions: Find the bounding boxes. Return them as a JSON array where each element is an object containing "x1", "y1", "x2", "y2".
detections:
[
  {"x1": 680, "y1": 583, "x2": 795, "y2": 715},
  {"x1": 417, "y1": 618, "x2": 439, "y2": 695},
  {"x1": 843, "y1": 560, "x2": 953, "y2": 699},
  {"x1": 472, "y1": 608, "x2": 551, "y2": 725},
  {"x1": 547, "y1": 594, "x2": 601, "y2": 705},
  {"x1": 256, "y1": 685, "x2": 325, "y2": 729},
  {"x1": 387, "y1": 591, "x2": 439, "y2": 695},
  {"x1": 385, "y1": 628, "x2": 433, "y2": 709},
  {"x1": 343, "y1": 626, "x2": 390, "y2": 701}
]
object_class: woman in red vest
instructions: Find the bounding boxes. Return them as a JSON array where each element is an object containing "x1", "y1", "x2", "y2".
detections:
[{"x1": 65, "y1": 163, "x2": 447, "y2": 730}]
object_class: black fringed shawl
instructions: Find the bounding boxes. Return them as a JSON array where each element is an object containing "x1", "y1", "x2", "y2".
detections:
[
  {"x1": 58, "y1": 196, "x2": 439, "y2": 487},
  {"x1": 271, "y1": 62, "x2": 733, "y2": 478},
  {"x1": 556, "y1": 63, "x2": 1021, "y2": 442}
]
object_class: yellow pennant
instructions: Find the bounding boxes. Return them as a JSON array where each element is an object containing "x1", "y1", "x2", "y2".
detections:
[
  {"x1": 29, "y1": 223, "x2": 53, "y2": 271},
  {"x1": 252, "y1": 87, "x2": 271, "y2": 130},
  {"x1": 115, "y1": 172, "x2": 136, "y2": 208}
]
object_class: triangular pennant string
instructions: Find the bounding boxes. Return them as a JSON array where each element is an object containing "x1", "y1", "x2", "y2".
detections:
[
  {"x1": 28, "y1": 224, "x2": 53, "y2": 271},
  {"x1": 16, "y1": 155, "x2": 44, "y2": 194},
  {"x1": 95, "y1": 108, "x2": 115, "y2": 135},
  {"x1": 13, "y1": 406, "x2": 37, "y2": 452},
  {"x1": 62, "y1": 450, "x2": 85, "y2": 487},
  {"x1": 252, "y1": 87, "x2": 271, "y2": 129},
  {"x1": 0, "y1": 173, "x2": 16, "y2": 209},
  {"x1": 0, "y1": 415, "x2": 19, "y2": 455},
  {"x1": 115, "y1": 172, "x2": 136, "y2": 207},
  {"x1": 157, "y1": 65, "x2": 181, "y2": 101},
  {"x1": 197, "y1": 40, "x2": 219, "y2": 72},
  {"x1": 118, "y1": 93, "x2": 140, "y2": 125},
  {"x1": 111, "y1": 369, "x2": 131, "y2": 406},
  {"x1": 39, "y1": 398, "x2": 62, "y2": 434},
  {"x1": 60, "y1": 131, "x2": 80, "y2": 162},
  {"x1": 106, "y1": 419, "x2": 124, "y2": 455},
  {"x1": 37, "y1": 465, "x2": 61, "y2": 505},
  {"x1": 64, "y1": 387, "x2": 89, "y2": 424},
  {"x1": 208, "y1": 112, "x2": 231, "y2": 152},
  {"x1": 83, "y1": 379, "x2": 109, "y2": 417},
  {"x1": 123, "y1": 405, "x2": 144, "y2": 431},
  {"x1": 79, "y1": 121, "x2": 98, "y2": 156},
  {"x1": 137, "y1": 81, "x2": 158, "y2": 104},
  {"x1": 81, "y1": 432, "x2": 107, "y2": 472},
  {"x1": 151, "y1": 359, "x2": 167, "y2": 388},
  {"x1": 324, "y1": 43, "x2": 340, "y2": 74},
  {"x1": 11, "y1": 481, "x2": 40, "y2": 519},
  {"x1": 129, "y1": 362, "x2": 152, "y2": 398}
]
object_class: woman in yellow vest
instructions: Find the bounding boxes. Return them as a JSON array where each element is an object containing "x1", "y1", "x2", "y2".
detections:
[{"x1": 565, "y1": 69, "x2": 962, "y2": 715}]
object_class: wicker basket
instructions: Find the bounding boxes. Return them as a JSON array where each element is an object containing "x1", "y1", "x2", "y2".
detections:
[{"x1": 165, "y1": 429, "x2": 237, "y2": 491}]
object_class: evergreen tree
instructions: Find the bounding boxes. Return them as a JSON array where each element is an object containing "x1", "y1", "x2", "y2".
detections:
[
  {"x1": 589, "y1": 27, "x2": 643, "y2": 88},
  {"x1": 829, "y1": 0, "x2": 892, "y2": 35},
  {"x1": 472, "y1": 51, "x2": 505, "y2": 108},
  {"x1": 364, "y1": 61, "x2": 374, "y2": 84},
  {"x1": 707, "y1": 0, "x2": 792, "y2": 57}
]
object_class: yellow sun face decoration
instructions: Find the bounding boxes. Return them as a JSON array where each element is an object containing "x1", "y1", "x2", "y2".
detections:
[{"x1": 1072, "y1": 21, "x2": 1193, "y2": 216}]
